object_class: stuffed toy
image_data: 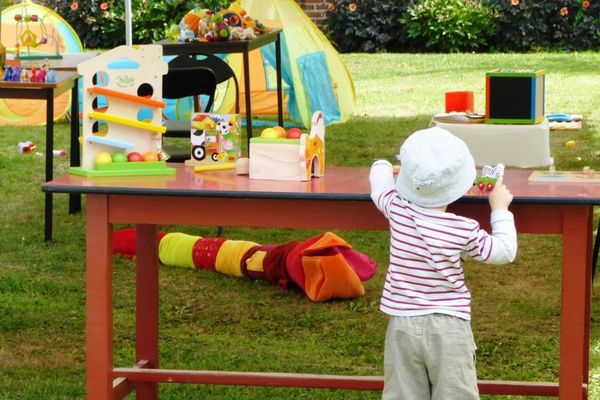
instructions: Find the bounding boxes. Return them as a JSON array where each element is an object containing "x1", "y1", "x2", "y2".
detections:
[{"x1": 113, "y1": 229, "x2": 377, "y2": 302}]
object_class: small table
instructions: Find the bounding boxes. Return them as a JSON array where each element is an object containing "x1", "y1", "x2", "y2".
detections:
[
  {"x1": 0, "y1": 71, "x2": 80, "y2": 241},
  {"x1": 157, "y1": 29, "x2": 284, "y2": 141},
  {"x1": 43, "y1": 166, "x2": 594, "y2": 399}
]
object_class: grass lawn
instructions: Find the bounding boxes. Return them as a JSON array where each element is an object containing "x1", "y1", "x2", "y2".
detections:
[{"x1": 1, "y1": 52, "x2": 600, "y2": 399}]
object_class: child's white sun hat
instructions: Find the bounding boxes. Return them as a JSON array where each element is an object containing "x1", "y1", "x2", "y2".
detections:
[{"x1": 396, "y1": 127, "x2": 476, "y2": 208}]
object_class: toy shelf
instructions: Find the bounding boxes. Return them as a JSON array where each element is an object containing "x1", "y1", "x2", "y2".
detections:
[
  {"x1": 88, "y1": 111, "x2": 167, "y2": 134},
  {"x1": 87, "y1": 87, "x2": 166, "y2": 109},
  {"x1": 74, "y1": 44, "x2": 173, "y2": 177},
  {"x1": 87, "y1": 135, "x2": 134, "y2": 150}
]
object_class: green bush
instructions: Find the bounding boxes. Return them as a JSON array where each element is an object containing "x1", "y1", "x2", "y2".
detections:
[
  {"x1": 401, "y1": 0, "x2": 497, "y2": 52},
  {"x1": 101, "y1": 0, "x2": 196, "y2": 45},
  {"x1": 323, "y1": 0, "x2": 410, "y2": 53},
  {"x1": 484, "y1": 0, "x2": 600, "y2": 51},
  {"x1": 42, "y1": 0, "x2": 113, "y2": 49},
  {"x1": 43, "y1": 0, "x2": 231, "y2": 49}
]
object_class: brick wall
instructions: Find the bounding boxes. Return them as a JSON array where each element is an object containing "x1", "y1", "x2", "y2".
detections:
[{"x1": 295, "y1": 0, "x2": 330, "y2": 26}]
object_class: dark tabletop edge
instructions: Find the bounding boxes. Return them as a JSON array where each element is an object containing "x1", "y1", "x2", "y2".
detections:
[{"x1": 41, "y1": 185, "x2": 600, "y2": 205}]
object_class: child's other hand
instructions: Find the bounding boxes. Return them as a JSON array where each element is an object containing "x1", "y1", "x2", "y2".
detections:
[{"x1": 489, "y1": 177, "x2": 513, "y2": 211}]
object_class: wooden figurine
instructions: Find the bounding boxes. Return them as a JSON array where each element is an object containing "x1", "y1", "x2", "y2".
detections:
[{"x1": 248, "y1": 111, "x2": 325, "y2": 181}]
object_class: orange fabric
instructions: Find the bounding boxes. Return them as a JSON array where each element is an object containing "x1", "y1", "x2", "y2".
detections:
[
  {"x1": 302, "y1": 254, "x2": 364, "y2": 302},
  {"x1": 301, "y1": 231, "x2": 351, "y2": 255},
  {"x1": 300, "y1": 231, "x2": 367, "y2": 302},
  {"x1": 285, "y1": 234, "x2": 322, "y2": 290}
]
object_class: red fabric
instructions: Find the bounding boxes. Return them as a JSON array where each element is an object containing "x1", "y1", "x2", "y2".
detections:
[
  {"x1": 285, "y1": 235, "x2": 324, "y2": 290},
  {"x1": 339, "y1": 247, "x2": 377, "y2": 281},
  {"x1": 263, "y1": 241, "x2": 298, "y2": 288},
  {"x1": 192, "y1": 237, "x2": 226, "y2": 270},
  {"x1": 112, "y1": 228, "x2": 166, "y2": 258},
  {"x1": 240, "y1": 244, "x2": 274, "y2": 280}
]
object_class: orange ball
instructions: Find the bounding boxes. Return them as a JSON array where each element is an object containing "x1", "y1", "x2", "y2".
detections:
[
  {"x1": 273, "y1": 126, "x2": 287, "y2": 138},
  {"x1": 143, "y1": 151, "x2": 159, "y2": 161}
]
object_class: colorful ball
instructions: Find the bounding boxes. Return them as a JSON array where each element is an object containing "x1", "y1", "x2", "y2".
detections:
[
  {"x1": 143, "y1": 151, "x2": 160, "y2": 162},
  {"x1": 112, "y1": 151, "x2": 128, "y2": 163},
  {"x1": 127, "y1": 152, "x2": 144, "y2": 162},
  {"x1": 94, "y1": 152, "x2": 112, "y2": 165},
  {"x1": 273, "y1": 126, "x2": 287, "y2": 138},
  {"x1": 260, "y1": 127, "x2": 280, "y2": 139},
  {"x1": 286, "y1": 127, "x2": 303, "y2": 139}
]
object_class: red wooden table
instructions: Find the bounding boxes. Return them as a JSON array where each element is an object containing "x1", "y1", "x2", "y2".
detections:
[{"x1": 42, "y1": 165, "x2": 594, "y2": 399}]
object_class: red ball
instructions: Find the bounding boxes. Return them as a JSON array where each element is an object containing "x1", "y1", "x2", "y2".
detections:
[
  {"x1": 286, "y1": 127, "x2": 303, "y2": 139},
  {"x1": 487, "y1": 182, "x2": 494, "y2": 191},
  {"x1": 127, "y1": 152, "x2": 144, "y2": 162},
  {"x1": 478, "y1": 182, "x2": 485, "y2": 190}
]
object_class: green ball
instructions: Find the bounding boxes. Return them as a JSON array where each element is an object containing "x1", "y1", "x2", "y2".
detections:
[{"x1": 112, "y1": 151, "x2": 128, "y2": 163}]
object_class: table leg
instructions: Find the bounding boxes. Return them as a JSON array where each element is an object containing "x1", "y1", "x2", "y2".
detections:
[
  {"x1": 86, "y1": 195, "x2": 114, "y2": 399},
  {"x1": 559, "y1": 206, "x2": 592, "y2": 399},
  {"x1": 243, "y1": 49, "x2": 252, "y2": 144},
  {"x1": 69, "y1": 81, "x2": 81, "y2": 214},
  {"x1": 136, "y1": 224, "x2": 160, "y2": 399},
  {"x1": 44, "y1": 90, "x2": 54, "y2": 241},
  {"x1": 275, "y1": 33, "x2": 283, "y2": 127}
]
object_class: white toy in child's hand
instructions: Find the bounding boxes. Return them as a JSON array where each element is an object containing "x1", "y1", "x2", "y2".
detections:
[
  {"x1": 476, "y1": 163, "x2": 505, "y2": 191},
  {"x1": 482, "y1": 163, "x2": 504, "y2": 178}
]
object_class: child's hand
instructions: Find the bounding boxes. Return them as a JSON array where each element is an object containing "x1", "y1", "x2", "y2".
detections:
[{"x1": 489, "y1": 177, "x2": 513, "y2": 211}]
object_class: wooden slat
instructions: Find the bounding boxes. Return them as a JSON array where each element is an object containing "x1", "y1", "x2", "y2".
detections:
[
  {"x1": 112, "y1": 377, "x2": 134, "y2": 400},
  {"x1": 113, "y1": 367, "x2": 569, "y2": 396}
]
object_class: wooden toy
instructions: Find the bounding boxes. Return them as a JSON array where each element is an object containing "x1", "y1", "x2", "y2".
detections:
[
  {"x1": 13, "y1": 0, "x2": 62, "y2": 60},
  {"x1": 194, "y1": 162, "x2": 236, "y2": 172},
  {"x1": 71, "y1": 45, "x2": 174, "y2": 177},
  {"x1": 547, "y1": 113, "x2": 583, "y2": 131},
  {"x1": 485, "y1": 69, "x2": 545, "y2": 124},
  {"x1": 529, "y1": 166, "x2": 600, "y2": 183},
  {"x1": 474, "y1": 163, "x2": 504, "y2": 191},
  {"x1": 185, "y1": 113, "x2": 242, "y2": 168},
  {"x1": 248, "y1": 111, "x2": 325, "y2": 181}
]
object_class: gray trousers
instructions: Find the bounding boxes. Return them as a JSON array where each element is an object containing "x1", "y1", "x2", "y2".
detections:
[{"x1": 382, "y1": 314, "x2": 479, "y2": 400}]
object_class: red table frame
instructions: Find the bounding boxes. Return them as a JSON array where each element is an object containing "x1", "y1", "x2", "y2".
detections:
[{"x1": 42, "y1": 167, "x2": 593, "y2": 399}]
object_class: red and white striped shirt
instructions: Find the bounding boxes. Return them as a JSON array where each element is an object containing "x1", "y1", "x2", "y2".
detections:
[{"x1": 370, "y1": 160, "x2": 517, "y2": 320}]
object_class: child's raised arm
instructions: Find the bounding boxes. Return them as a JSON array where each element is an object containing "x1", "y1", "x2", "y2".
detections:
[{"x1": 489, "y1": 176, "x2": 513, "y2": 211}]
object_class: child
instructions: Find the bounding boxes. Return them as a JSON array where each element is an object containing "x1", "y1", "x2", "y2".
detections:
[{"x1": 369, "y1": 127, "x2": 517, "y2": 400}]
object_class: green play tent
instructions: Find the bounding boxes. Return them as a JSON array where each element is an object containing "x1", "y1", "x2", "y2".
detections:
[{"x1": 214, "y1": 0, "x2": 355, "y2": 128}]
